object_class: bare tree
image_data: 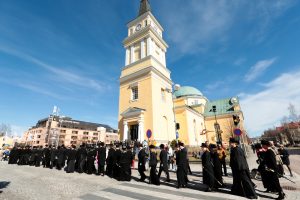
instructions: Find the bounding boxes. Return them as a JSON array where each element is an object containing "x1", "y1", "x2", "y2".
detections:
[
  {"x1": 0, "y1": 123, "x2": 12, "y2": 137},
  {"x1": 288, "y1": 103, "x2": 299, "y2": 122}
]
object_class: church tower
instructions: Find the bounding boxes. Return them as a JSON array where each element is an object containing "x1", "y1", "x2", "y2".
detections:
[{"x1": 118, "y1": 0, "x2": 175, "y2": 144}]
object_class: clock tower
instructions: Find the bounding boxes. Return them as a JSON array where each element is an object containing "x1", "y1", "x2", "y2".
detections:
[{"x1": 118, "y1": 0, "x2": 175, "y2": 144}]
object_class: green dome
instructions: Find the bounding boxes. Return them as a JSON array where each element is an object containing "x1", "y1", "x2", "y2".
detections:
[{"x1": 173, "y1": 86, "x2": 203, "y2": 98}]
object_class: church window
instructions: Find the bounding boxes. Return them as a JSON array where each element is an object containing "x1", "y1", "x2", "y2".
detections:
[
  {"x1": 145, "y1": 20, "x2": 148, "y2": 26},
  {"x1": 161, "y1": 89, "x2": 165, "y2": 102},
  {"x1": 131, "y1": 86, "x2": 139, "y2": 100}
]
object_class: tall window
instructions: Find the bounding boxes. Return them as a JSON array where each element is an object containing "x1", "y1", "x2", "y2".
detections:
[
  {"x1": 131, "y1": 86, "x2": 138, "y2": 100},
  {"x1": 161, "y1": 89, "x2": 165, "y2": 102}
]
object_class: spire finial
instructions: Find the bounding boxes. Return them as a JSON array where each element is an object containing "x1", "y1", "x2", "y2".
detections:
[{"x1": 139, "y1": 0, "x2": 151, "y2": 16}]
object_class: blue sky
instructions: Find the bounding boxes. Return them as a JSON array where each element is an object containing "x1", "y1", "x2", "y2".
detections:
[{"x1": 1, "y1": 0, "x2": 300, "y2": 137}]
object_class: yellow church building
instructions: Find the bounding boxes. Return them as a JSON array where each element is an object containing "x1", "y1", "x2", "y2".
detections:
[{"x1": 118, "y1": 0, "x2": 248, "y2": 147}]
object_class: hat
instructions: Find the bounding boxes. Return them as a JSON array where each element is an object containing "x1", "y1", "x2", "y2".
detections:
[
  {"x1": 229, "y1": 137, "x2": 239, "y2": 144},
  {"x1": 122, "y1": 145, "x2": 127, "y2": 150},
  {"x1": 201, "y1": 143, "x2": 208, "y2": 148},
  {"x1": 209, "y1": 144, "x2": 217, "y2": 149},
  {"x1": 159, "y1": 144, "x2": 165, "y2": 149},
  {"x1": 261, "y1": 140, "x2": 270, "y2": 146},
  {"x1": 149, "y1": 144, "x2": 155, "y2": 149}
]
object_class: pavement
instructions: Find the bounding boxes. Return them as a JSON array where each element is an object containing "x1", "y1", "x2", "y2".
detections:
[{"x1": 0, "y1": 152, "x2": 299, "y2": 200}]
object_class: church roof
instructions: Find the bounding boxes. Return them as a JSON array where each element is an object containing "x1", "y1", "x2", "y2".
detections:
[
  {"x1": 138, "y1": 0, "x2": 151, "y2": 16},
  {"x1": 173, "y1": 86, "x2": 203, "y2": 98},
  {"x1": 204, "y1": 97, "x2": 239, "y2": 117}
]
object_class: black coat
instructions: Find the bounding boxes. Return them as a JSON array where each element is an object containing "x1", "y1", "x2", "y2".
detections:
[
  {"x1": 230, "y1": 146, "x2": 257, "y2": 198},
  {"x1": 97, "y1": 147, "x2": 106, "y2": 166},
  {"x1": 278, "y1": 148, "x2": 290, "y2": 165},
  {"x1": 149, "y1": 152, "x2": 157, "y2": 167},
  {"x1": 159, "y1": 149, "x2": 168, "y2": 170},
  {"x1": 138, "y1": 148, "x2": 147, "y2": 171},
  {"x1": 201, "y1": 151, "x2": 214, "y2": 188},
  {"x1": 106, "y1": 148, "x2": 115, "y2": 165}
]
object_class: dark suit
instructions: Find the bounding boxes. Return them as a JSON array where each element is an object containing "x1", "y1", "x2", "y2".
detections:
[
  {"x1": 138, "y1": 148, "x2": 147, "y2": 181},
  {"x1": 97, "y1": 147, "x2": 106, "y2": 175},
  {"x1": 158, "y1": 149, "x2": 170, "y2": 181}
]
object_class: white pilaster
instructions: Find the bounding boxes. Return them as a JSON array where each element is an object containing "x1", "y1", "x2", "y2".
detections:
[
  {"x1": 123, "y1": 121, "x2": 128, "y2": 141},
  {"x1": 141, "y1": 40, "x2": 145, "y2": 59},
  {"x1": 130, "y1": 46, "x2": 135, "y2": 63},
  {"x1": 125, "y1": 48, "x2": 130, "y2": 66},
  {"x1": 138, "y1": 119, "x2": 144, "y2": 142},
  {"x1": 146, "y1": 37, "x2": 152, "y2": 56},
  {"x1": 162, "y1": 50, "x2": 166, "y2": 67}
]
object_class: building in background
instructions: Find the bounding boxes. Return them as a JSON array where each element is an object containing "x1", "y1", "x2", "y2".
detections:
[
  {"x1": 22, "y1": 116, "x2": 118, "y2": 147},
  {"x1": 0, "y1": 135, "x2": 22, "y2": 149},
  {"x1": 173, "y1": 86, "x2": 247, "y2": 146}
]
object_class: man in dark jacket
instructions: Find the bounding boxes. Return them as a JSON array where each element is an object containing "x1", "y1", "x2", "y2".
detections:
[
  {"x1": 77, "y1": 144, "x2": 87, "y2": 173},
  {"x1": 106, "y1": 144, "x2": 115, "y2": 177},
  {"x1": 230, "y1": 138, "x2": 257, "y2": 199},
  {"x1": 66, "y1": 145, "x2": 77, "y2": 173},
  {"x1": 57, "y1": 145, "x2": 66, "y2": 170},
  {"x1": 149, "y1": 145, "x2": 160, "y2": 185},
  {"x1": 278, "y1": 145, "x2": 293, "y2": 177},
  {"x1": 97, "y1": 142, "x2": 106, "y2": 176},
  {"x1": 177, "y1": 142, "x2": 188, "y2": 188},
  {"x1": 138, "y1": 144, "x2": 147, "y2": 181},
  {"x1": 119, "y1": 145, "x2": 132, "y2": 181},
  {"x1": 262, "y1": 140, "x2": 285, "y2": 200},
  {"x1": 113, "y1": 144, "x2": 121, "y2": 180},
  {"x1": 43, "y1": 145, "x2": 51, "y2": 168},
  {"x1": 201, "y1": 143, "x2": 215, "y2": 192},
  {"x1": 158, "y1": 144, "x2": 170, "y2": 182}
]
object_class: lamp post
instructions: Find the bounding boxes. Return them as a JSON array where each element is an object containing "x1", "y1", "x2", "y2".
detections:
[{"x1": 212, "y1": 105, "x2": 222, "y2": 144}]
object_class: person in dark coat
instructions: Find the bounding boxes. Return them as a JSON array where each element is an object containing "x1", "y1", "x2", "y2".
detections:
[
  {"x1": 201, "y1": 143, "x2": 215, "y2": 192},
  {"x1": 34, "y1": 146, "x2": 43, "y2": 167},
  {"x1": 43, "y1": 145, "x2": 51, "y2": 168},
  {"x1": 106, "y1": 144, "x2": 115, "y2": 177},
  {"x1": 56, "y1": 145, "x2": 66, "y2": 170},
  {"x1": 119, "y1": 145, "x2": 132, "y2": 181},
  {"x1": 229, "y1": 138, "x2": 257, "y2": 199},
  {"x1": 113, "y1": 144, "x2": 121, "y2": 180},
  {"x1": 261, "y1": 140, "x2": 285, "y2": 200},
  {"x1": 158, "y1": 144, "x2": 170, "y2": 182},
  {"x1": 50, "y1": 146, "x2": 58, "y2": 169},
  {"x1": 29, "y1": 146, "x2": 36, "y2": 166},
  {"x1": 8, "y1": 147, "x2": 18, "y2": 164},
  {"x1": 278, "y1": 145, "x2": 293, "y2": 177},
  {"x1": 96, "y1": 142, "x2": 106, "y2": 176},
  {"x1": 255, "y1": 143, "x2": 269, "y2": 190},
  {"x1": 77, "y1": 144, "x2": 87, "y2": 173},
  {"x1": 210, "y1": 144, "x2": 223, "y2": 188},
  {"x1": 149, "y1": 145, "x2": 160, "y2": 185},
  {"x1": 138, "y1": 144, "x2": 147, "y2": 182},
  {"x1": 86, "y1": 146, "x2": 96, "y2": 174},
  {"x1": 176, "y1": 142, "x2": 188, "y2": 188},
  {"x1": 66, "y1": 145, "x2": 77, "y2": 173}
]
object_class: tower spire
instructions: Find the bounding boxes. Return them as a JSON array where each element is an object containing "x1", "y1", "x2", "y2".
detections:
[{"x1": 138, "y1": 0, "x2": 151, "y2": 16}]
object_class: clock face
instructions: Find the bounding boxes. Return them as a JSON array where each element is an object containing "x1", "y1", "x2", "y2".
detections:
[{"x1": 135, "y1": 24, "x2": 142, "y2": 31}]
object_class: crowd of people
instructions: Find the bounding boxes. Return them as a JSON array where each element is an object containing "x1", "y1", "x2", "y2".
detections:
[{"x1": 3, "y1": 137, "x2": 291, "y2": 200}]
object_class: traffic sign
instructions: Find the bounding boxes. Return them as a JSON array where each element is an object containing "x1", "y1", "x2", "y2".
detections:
[
  {"x1": 234, "y1": 128, "x2": 242, "y2": 136},
  {"x1": 146, "y1": 129, "x2": 152, "y2": 139}
]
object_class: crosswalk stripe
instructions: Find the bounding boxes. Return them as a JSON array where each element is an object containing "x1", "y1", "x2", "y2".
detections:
[{"x1": 80, "y1": 191, "x2": 137, "y2": 200}]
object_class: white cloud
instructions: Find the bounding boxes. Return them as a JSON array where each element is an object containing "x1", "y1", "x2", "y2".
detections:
[
  {"x1": 158, "y1": 0, "x2": 295, "y2": 56},
  {"x1": 0, "y1": 46, "x2": 109, "y2": 92},
  {"x1": 244, "y1": 58, "x2": 277, "y2": 82},
  {"x1": 240, "y1": 69, "x2": 300, "y2": 137}
]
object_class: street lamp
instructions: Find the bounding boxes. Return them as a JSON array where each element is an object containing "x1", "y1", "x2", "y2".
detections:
[{"x1": 212, "y1": 105, "x2": 222, "y2": 144}]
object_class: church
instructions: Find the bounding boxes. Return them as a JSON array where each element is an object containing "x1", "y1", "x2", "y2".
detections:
[{"x1": 118, "y1": 0, "x2": 247, "y2": 147}]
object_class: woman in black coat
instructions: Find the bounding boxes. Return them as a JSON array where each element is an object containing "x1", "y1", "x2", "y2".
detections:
[{"x1": 201, "y1": 143, "x2": 214, "y2": 192}]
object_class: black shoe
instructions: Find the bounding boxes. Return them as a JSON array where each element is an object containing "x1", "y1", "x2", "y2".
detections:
[
  {"x1": 277, "y1": 192, "x2": 285, "y2": 200},
  {"x1": 248, "y1": 196, "x2": 258, "y2": 199},
  {"x1": 205, "y1": 187, "x2": 212, "y2": 192},
  {"x1": 166, "y1": 179, "x2": 171, "y2": 182}
]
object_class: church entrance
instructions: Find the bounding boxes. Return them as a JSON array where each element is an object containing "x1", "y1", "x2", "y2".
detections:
[{"x1": 130, "y1": 124, "x2": 139, "y2": 141}]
